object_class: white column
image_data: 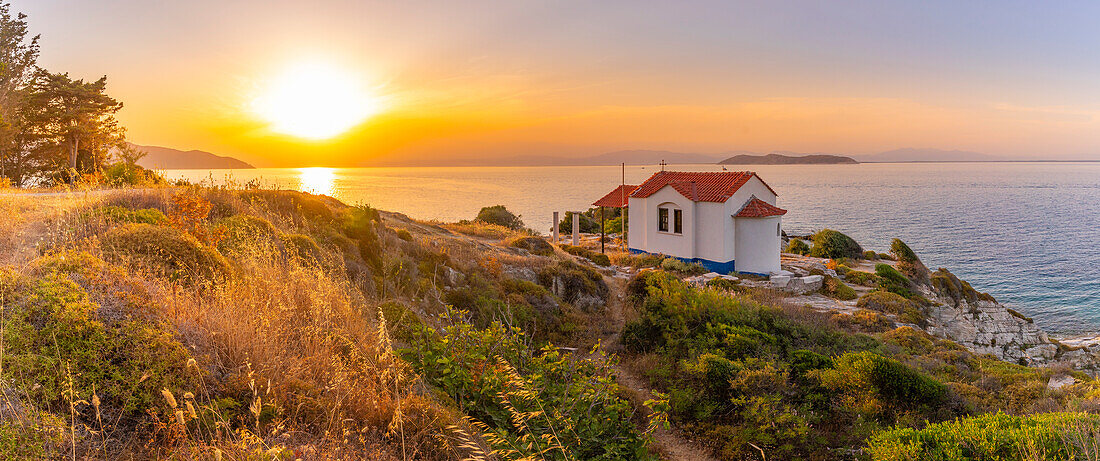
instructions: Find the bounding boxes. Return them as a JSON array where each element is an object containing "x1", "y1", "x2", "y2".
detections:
[
  {"x1": 552, "y1": 211, "x2": 559, "y2": 242},
  {"x1": 572, "y1": 211, "x2": 580, "y2": 246}
]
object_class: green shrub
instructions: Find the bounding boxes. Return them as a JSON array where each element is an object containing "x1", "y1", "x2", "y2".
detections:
[
  {"x1": 785, "y1": 238, "x2": 810, "y2": 255},
  {"x1": 867, "y1": 412, "x2": 1100, "y2": 461},
  {"x1": 379, "y1": 301, "x2": 423, "y2": 342},
  {"x1": 890, "y1": 239, "x2": 929, "y2": 284},
  {"x1": 857, "y1": 291, "x2": 914, "y2": 315},
  {"x1": 90, "y1": 205, "x2": 168, "y2": 225},
  {"x1": 340, "y1": 206, "x2": 384, "y2": 272},
  {"x1": 875, "y1": 263, "x2": 912, "y2": 297},
  {"x1": 475, "y1": 205, "x2": 524, "y2": 230},
  {"x1": 845, "y1": 269, "x2": 878, "y2": 286},
  {"x1": 857, "y1": 290, "x2": 929, "y2": 327},
  {"x1": 931, "y1": 268, "x2": 995, "y2": 305},
  {"x1": 395, "y1": 228, "x2": 413, "y2": 241},
  {"x1": 834, "y1": 310, "x2": 895, "y2": 333},
  {"x1": 616, "y1": 252, "x2": 665, "y2": 269},
  {"x1": 863, "y1": 250, "x2": 879, "y2": 260},
  {"x1": 402, "y1": 315, "x2": 653, "y2": 460},
  {"x1": 813, "y1": 351, "x2": 946, "y2": 417},
  {"x1": 706, "y1": 277, "x2": 740, "y2": 291},
  {"x1": 103, "y1": 162, "x2": 167, "y2": 187},
  {"x1": 0, "y1": 271, "x2": 197, "y2": 416},
  {"x1": 558, "y1": 210, "x2": 600, "y2": 234},
  {"x1": 880, "y1": 327, "x2": 937, "y2": 355},
  {"x1": 822, "y1": 276, "x2": 857, "y2": 300},
  {"x1": 217, "y1": 214, "x2": 281, "y2": 254},
  {"x1": 537, "y1": 259, "x2": 609, "y2": 310},
  {"x1": 809, "y1": 229, "x2": 864, "y2": 259},
  {"x1": 559, "y1": 243, "x2": 611, "y2": 266},
  {"x1": 659, "y1": 257, "x2": 707, "y2": 275},
  {"x1": 603, "y1": 216, "x2": 623, "y2": 234},
  {"x1": 0, "y1": 414, "x2": 67, "y2": 458},
  {"x1": 281, "y1": 233, "x2": 324, "y2": 263},
  {"x1": 621, "y1": 271, "x2": 895, "y2": 457},
  {"x1": 101, "y1": 223, "x2": 229, "y2": 282},
  {"x1": 509, "y1": 236, "x2": 554, "y2": 256}
]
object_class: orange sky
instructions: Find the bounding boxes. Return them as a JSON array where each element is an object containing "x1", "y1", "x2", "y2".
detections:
[{"x1": 15, "y1": 1, "x2": 1100, "y2": 166}]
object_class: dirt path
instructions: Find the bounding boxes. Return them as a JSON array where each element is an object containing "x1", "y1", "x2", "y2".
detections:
[{"x1": 597, "y1": 275, "x2": 719, "y2": 461}]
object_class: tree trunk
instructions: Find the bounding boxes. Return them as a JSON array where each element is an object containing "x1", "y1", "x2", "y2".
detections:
[
  {"x1": 69, "y1": 137, "x2": 78, "y2": 169},
  {"x1": 68, "y1": 136, "x2": 79, "y2": 183}
]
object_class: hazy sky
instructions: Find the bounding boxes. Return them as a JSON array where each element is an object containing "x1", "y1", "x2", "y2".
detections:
[{"x1": 12, "y1": 0, "x2": 1100, "y2": 166}]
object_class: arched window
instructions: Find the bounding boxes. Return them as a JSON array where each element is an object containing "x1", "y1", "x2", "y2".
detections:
[{"x1": 657, "y1": 202, "x2": 682, "y2": 234}]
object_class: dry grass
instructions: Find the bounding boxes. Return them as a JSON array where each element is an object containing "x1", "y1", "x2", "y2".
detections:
[
  {"x1": 0, "y1": 187, "x2": 464, "y2": 459},
  {"x1": 440, "y1": 221, "x2": 517, "y2": 240}
]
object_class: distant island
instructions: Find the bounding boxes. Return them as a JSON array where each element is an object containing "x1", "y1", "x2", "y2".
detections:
[
  {"x1": 131, "y1": 144, "x2": 255, "y2": 169},
  {"x1": 719, "y1": 152, "x2": 858, "y2": 165}
]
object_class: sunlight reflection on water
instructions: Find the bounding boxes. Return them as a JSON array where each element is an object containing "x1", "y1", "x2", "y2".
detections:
[{"x1": 297, "y1": 167, "x2": 334, "y2": 196}]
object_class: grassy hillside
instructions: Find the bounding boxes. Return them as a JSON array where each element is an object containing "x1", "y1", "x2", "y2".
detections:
[
  {"x1": 2, "y1": 186, "x2": 1099, "y2": 460},
  {"x1": 0, "y1": 187, "x2": 652, "y2": 459}
]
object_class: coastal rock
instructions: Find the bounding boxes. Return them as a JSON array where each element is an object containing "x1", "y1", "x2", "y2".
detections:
[
  {"x1": 502, "y1": 264, "x2": 538, "y2": 284},
  {"x1": 769, "y1": 275, "x2": 791, "y2": 288},
  {"x1": 926, "y1": 296, "x2": 1057, "y2": 365},
  {"x1": 1048, "y1": 374, "x2": 1077, "y2": 390},
  {"x1": 442, "y1": 266, "x2": 463, "y2": 286},
  {"x1": 783, "y1": 276, "x2": 825, "y2": 295},
  {"x1": 547, "y1": 276, "x2": 605, "y2": 311}
]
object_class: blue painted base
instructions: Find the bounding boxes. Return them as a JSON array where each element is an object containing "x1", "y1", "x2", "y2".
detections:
[{"x1": 629, "y1": 248, "x2": 738, "y2": 274}]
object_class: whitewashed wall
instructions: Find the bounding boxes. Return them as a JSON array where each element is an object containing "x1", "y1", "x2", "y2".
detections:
[
  {"x1": 628, "y1": 186, "x2": 694, "y2": 258},
  {"x1": 734, "y1": 216, "x2": 782, "y2": 274}
]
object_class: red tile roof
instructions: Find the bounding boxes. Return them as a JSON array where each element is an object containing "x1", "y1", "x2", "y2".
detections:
[
  {"x1": 592, "y1": 184, "x2": 640, "y2": 208},
  {"x1": 735, "y1": 196, "x2": 788, "y2": 218},
  {"x1": 629, "y1": 171, "x2": 777, "y2": 203}
]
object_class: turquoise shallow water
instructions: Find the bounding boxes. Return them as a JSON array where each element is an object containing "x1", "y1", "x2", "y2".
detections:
[{"x1": 165, "y1": 162, "x2": 1100, "y2": 335}]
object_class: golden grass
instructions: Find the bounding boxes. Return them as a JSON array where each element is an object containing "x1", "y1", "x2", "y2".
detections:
[
  {"x1": 441, "y1": 221, "x2": 516, "y2": 240},
  {"x1": 0, "y1": 188, "x2": 463, "y2": 459}
]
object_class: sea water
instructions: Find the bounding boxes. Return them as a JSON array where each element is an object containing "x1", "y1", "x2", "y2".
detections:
[{"x1": 165, "y1": 162, "x2": 1100, "y2": 335}]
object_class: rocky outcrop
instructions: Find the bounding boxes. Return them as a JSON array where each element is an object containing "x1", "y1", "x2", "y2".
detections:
[
  {"x1": 780, "y1": 247, "x2": 1100, "y2": 374},
  {"x1": 913, "y1": 266, "x2": 1100, "y2": 372},
  {"x1": 924, "y1": 294, "x2": 1057, "y2": 366}
]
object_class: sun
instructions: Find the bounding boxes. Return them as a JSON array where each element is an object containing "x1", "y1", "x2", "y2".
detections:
[{"x1": 251, "y1": 60, "x2": 384, "y2": 140}]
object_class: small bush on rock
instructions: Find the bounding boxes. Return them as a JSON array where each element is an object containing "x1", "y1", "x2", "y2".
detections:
[
  {"x1": 890, "y1": 239, "x2": 929, "y2": 284},
  {"x1": 875, "y1": 263, "x2": 912, "y2": 297},
  {"x1": 809, "y1": 229, "x2": 863, "y2": 259},
  {"x1": 845, "y1": 270, "x2": 878, "y2": 286},
  {"x1": 822, "y1": 276, "x2": 857, "y2": 300},
  {"x1": 931, "y1": 268, "x2": 996, "y2": 306},
  {"x1": 786, "y1": 238, "x2": 810, "y2": 255}
]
